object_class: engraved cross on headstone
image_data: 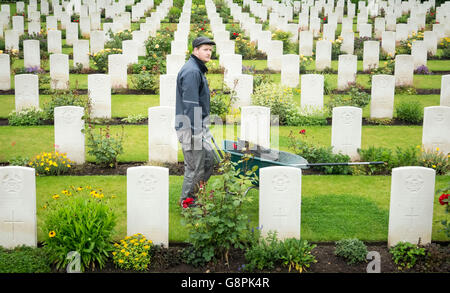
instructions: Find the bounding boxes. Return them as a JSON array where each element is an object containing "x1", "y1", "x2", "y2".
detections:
[
  {"x1": 272, "y1": 204, "x2": 288, "y2": 227},
  {"x1": 4, "y1": 210, "x2": 24, "y2": 241}
]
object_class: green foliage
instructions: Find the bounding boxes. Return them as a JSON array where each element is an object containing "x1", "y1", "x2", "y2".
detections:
[
  {"x1": 8, "y1": 108, "x2": 45, "y2": 126},
  {"x1": 334, "y1": 238, "x2": 368, "y2": 265},
  {"x1": 181, "y1": 154, "x2": 257, "y2": 267},
  {"x1": 105, "y1": 30, "x2": 133, "y2": 49},
  {"x1": 389, "y1": 241, "x2": 426, "y2": 270},
  {"x1": 395, "y1": 100, "x2": 423, "y2": 124},
  {"x1": 327, "y1": 83, "x2": 370, "y2": 111},
  {"x1": 285, "y1": 106, "x2": 328, "y2": 126},
  {"x1": 243, "y1": 231, "x2": 317, "y2": 273},
  {"x1": 0, "y1": 246, "x2": 52, "y2": 273},
  {"x1": 19, "y1": 31, "x2": 48, "y2": 51},
  {"x1": 358, "y1": 146, "x2": 395, "y2": 175},
  {"x1": 287, "y1": 130, "x2": 352, "y2": 175},
  {"x1": 271, "y1": 30, "x2": 295, "y2": 54},
  {"x1": 419, "y1": 148, "x2": 450, "y2": 175},
  {"x1": 235, "y1": 36, "x2": 265, "y2": 59},
  {"x1": 210, "y1": 89, "x2": 232, "y2": 119},
  {"x1": 42, "y1": 185, "x2": 117, "y2": 272},
  {"x1": 354, "y1": 37, "x2": 371, "y2": 60},
  {"x1": 28, "y1": 151, "x2": 74, "y2": 176},
  {"x1": 436, "y1": 183, "x2": 450, "y2": 238},
  {"x1": 85, "y1": 124, "x2": 125, "y2": 168},
  {"x1": 90, "y1": 48, "x2": 123, "y2": 73},
  {"x1": 8, "y1": 156, "x2": 30, "y2": 167},
  {"x1": 331, "y1": 38, "x2": 343, "y2": 60},
  {"x1": 112, "y1": 234, "x2": 153, "y2": 271},
  {"x1": 414, "y1": 243, "x2": 450, "y2": 272},
  {"x1": 130, "y1": 70, "x2": 159, "y2": 91},
  {"x1": 42, "y1": 90, "x2": 91, "y2": 121},
  {"x1": 251, "y1": 82, "x2": 294, "y2": 125},
  {"x1": 121, "y1": 114, "x2": 147, "y2": 124}
]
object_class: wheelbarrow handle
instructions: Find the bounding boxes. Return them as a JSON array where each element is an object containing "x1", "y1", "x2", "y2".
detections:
[
  {"x1": 210, "y1": 135, "x2": 224, "y2": 160},
  {"x1": 293, "y1": 161, "x2": 385, "y2": 167}
]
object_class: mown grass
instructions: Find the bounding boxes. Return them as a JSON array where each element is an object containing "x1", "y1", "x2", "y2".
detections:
[
  {"x1": 0, "y1": 125, "x2": 425, "y2": 163},
  {"x1": 34, "y1": 175, "x2": 450, "y2": 243}
]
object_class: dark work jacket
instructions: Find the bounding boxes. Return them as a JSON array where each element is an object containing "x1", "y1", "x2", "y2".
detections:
[{"x1": 174, "y1": 54, "x2": 211, "y2": 140}]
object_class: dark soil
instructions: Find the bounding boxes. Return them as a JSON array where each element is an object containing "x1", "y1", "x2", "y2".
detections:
[{"x1": 50, "y1": 242, "x2": 449, "y2": 274}]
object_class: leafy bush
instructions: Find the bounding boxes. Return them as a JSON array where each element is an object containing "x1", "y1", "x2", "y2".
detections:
[
  {"x1": 235, "y1": 36, "x2": 265, "y2": 59},
  {"x1": 42, "y1": 89, "x2": 91, "y2": 121},
  {"x1": 436, "y1": 183, "x2": 450, "y2": 238},
  {"x1": 121, "y1": 114, "x2": 146, "y2": 124},
  {"x1": 42, "y1": 185, "x2": 117, "y2": 271},
  {"x1": 335, "y1": 238, "x2": 368, "y2": 265},
  {"x1": 327, "y1": 83, "x2": 370, "y2": 112},
  {"x1": 90, "y1": 48, "x2": 123, "y2": 73},
  {"x1": 389, "y1": 241, "x2": 425, "y2": 270},
  {"x1": 395, "y1": 100, "x2": 423, "y2": 124},
  {"x1": 285, "y1": 106, "x2": 328, "y2": 126},
  {"x1": 251, "y1": 82, "x2": 294, "y2": 125},
  {"x1": 287, "y1": 130, "x2": 352, "y2": 174},
  {"x1": 419, "y1": 147, "x2": 450, "y2": 175},
  {"x1": 167, "y1": 6, "x2": 181, "y2": 23},
  {"x1": 210, "y1": 89, "x2": 232, "y2": 119},
  {"x1": 28, "y1": 151, "x2": 74, "y2": 176},
  {"x1": 130, "y1": 70, "x2": 159, "y2": 91},
  {"x1": 414, "y1": 243, "x2": 450, "y2": 272},
  {"x1": 271, "y1": 30, "x2": 295, "y2": 54},
  {"x1": 112, "y1": 234, "x2": 153, "y2": 271},
  {"x1": 181, "y1": 154, "x2": 257, "y2": 267},
  {"x1": 358, "y1": 146, "x2": 394, "y2": 175},
  {"x1": 145, "y1": 28, "x2": 174, "y2": 58},
  {"x1": 0, "y1": 246, "x2": 52, "y2": 273},
  {"x1": 105, "y1": 30, "x2": 133, "y2": 49},
  {"x1": 85, "y1": 124, "x2": 125, "y2": 167},
  {"x1": 243, "y1": 230, "x2": 317, "y2": 273},
  {"x1": 8, "y1": 108, "x2": 45, "y2": 126}
]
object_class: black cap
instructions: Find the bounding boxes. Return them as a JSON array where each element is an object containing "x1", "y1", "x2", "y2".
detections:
[{"x1": 192, "y1": 37, "x2": 216, "y2": 48}]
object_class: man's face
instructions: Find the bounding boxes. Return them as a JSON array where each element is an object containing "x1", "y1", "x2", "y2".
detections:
[{"x1": 193, "y1": 44, "x2": 213, "y2": 63}]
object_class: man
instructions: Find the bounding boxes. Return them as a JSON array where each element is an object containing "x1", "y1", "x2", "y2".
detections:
[{"x1": 175, "y1": 37, "x2": 220, "y2": 207}]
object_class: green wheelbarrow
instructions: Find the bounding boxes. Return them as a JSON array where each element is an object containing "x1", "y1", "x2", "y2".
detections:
[{"x1": 211, "y1": 138, "x2": 384, "y2": 196}]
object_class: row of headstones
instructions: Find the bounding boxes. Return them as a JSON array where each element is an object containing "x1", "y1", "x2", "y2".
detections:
[
  {"x1": 0, "y1": 164, "x2": 439, "y2": 249},
  {"x1": 23, "y1": 100, "x2": 449, "y2": 168}
]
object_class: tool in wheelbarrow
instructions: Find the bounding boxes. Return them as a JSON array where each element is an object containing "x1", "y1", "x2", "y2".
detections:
[{"x1": 217, "y1": 139, "x2": 385, "y2": 196}]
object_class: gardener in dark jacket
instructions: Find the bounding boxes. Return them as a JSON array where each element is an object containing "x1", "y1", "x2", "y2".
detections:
[{"x1": 175, "y1": 37, "x2": 220, "y2": 207}]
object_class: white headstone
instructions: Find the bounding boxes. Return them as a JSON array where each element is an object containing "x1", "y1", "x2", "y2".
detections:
[
  {"x1": 90, "y1": 30, "x2": 105, "y2": 55},
  {"x1": 240, "y1": 106, "x2": 271, "y2": 149},
  {"x1": 301, "y1": 74, "x2": 324, "y2": 110},
  {"x1": 394, "y1": 54, "x2": 414, "y2": 87},
  {"x1": 422, "y1": 106, "x2": 450, "y2": 155},
  {"x1": 5, "y1": 30, "x2": 19, "y2": 51},
  {"x1": 148, "y1": 106, "x2": 178, "y2": 163},
  {"x1": 331, "y1": 106, "x2": 362, "y2": 160},
  {"x1": 127, "y1": 166, "x2": 169, "y2": 247},
  {"x1": 73, "y1": 40, "x2": 90, "y2": 69},
  {"x1": 281, "y1": 54, "x2": 299, "y2": 88},
  {"x1": 315, "y1": 40, "x2": 332, "y2": 71},
  {"x1": 299, "y1": 30, "x2": 313, "y2": 56},
  {"x1": 381, "y1": 31, "x2": 395, "y2": 56},
  {"x1": 388, "y1": 167, "x2": 436, "y2": 247},
  {"x1": 337, "y1": 54, "x2": 357, "y2": 90},
  {"x1": 50, "y1": 54, "x2": 69, "y2": 90},
  {"x1": 47, "y1": 30, "x2": 62, "y2": 54},
  {"x1": 0, "y1": 166, "x2": 37, "y2": 249},
  {"x1": 14, "y1": 74, "x2": 39, "y2": 111},
  {"x1": 166, "y1": 54, "x2": 185, "y2": 75},
  {"x1": 231, "y1": 74, "x2": 253, "y2": 109},
  {"x1": 411, "y1": 40, "x2": 427, "y2": 70},
  {"x1": 363, "y1": 41, "x2": 379, "y2": 72},
  {"x1": 423, "y1": 31, "x2": 437, "y2": 56},
  {"x1": 122, "y1": 40, "x2": 138, "y2": 65},
  {"x1": 108, "y1": 54, "x2": 128, "y2": 89},
  {"x1": 23, "y1": 40, "x2": 40, "y2": 69},
  {"x1": 267, "y1": 40, "x2": 283, "y2": 71},
  {"x1": 66, "y1": 22, "x2": 79, "y2": 46},
  {"x1": 54, "y1": 106, "x2": 85, "y2": 164},
  {"x1": 341, "y1": 31, "x2": 354, "y2": 54},
  {"x1": 259, "y1": 166, "x2": 301, "y2": 240},
  {"x1": 0, "y1": 54, "x2": 11, "y2": 90},
  {"x1": 12, "y1": 16, "x2": 24, "y2": 36},
  {"x1": 88, "y1": 74, "x2": 111, "y2": 119},
  {"x1": 223, "y1": 54, "x2": 243, "y2": 88},
  {"x1": 370, "y1": 75, "x2": 395, "y2": 119}
]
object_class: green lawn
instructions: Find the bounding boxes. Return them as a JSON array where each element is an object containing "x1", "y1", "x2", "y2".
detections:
[
  {"x1": 34, "y1": 174, "x2": 450, "y2": 243},
  {"x1": 0, "y1": 125, "x2": 425, "y2": 163}
]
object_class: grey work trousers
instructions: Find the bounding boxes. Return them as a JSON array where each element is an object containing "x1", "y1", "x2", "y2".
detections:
[{"x1": 180, "y1": 136, "x2": 219, "y2": 201}]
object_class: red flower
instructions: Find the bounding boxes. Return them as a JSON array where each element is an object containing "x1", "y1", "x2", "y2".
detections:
[
  {"x1": 11, "y1": 141, "x2": 16, "y2": 147},
  {"x1": 299, "y1": 129, "x2": 306, "y2": 135},
  {"x1": 323, "y1": 17, "x2": 327, "y2": 21},
  {"x1": 182, "y1": 197, "x2": 195, "y2": 208},
  {"x1": 201, "y1": 27, "x2": 204, "y2": 31},
  {"x1": 439, "y1": 193, "x2": 449, "y2": 205},
  {"x1": 232, "y1": 143, "x2": 237, "y2": 150}
]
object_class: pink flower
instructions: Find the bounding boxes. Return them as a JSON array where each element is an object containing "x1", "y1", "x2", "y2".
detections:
[{"x1": 299, "y1": 129, "x2": 306, "y2": 135}]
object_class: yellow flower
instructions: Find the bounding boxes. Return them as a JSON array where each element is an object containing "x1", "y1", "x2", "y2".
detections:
[
  {"x1": 436, "y1": 147, "x2": 440, "y2": 151},
  {"x1": 432, "y1": 165, "x2": 436, "y2": 168},
  {"x1": 141, "y1": 252, "x2": 147, "y2": 256},
  {"x1": 155, "y1": 44, "x2": 159, "y2": 49},
  {"x1": 49, "y1": 231, "x2": 56, "y2": 238},
  {"x1": 112, "y1": 251, "x2": 117, "y2": 256},
  {"x1": 118, "y1": 259, "x2": 124, "y2": 264},
  {"x1": 52, "y1": 194, "x2": 59, "y2": 200},
  {"x1": 143, "y1": 245, "x2": 150, "y2": 250},
  {"x1": 416, "y1": 145, "x2": 421, "y2": 148},
  {"x1": 121, "y1": 249, "x2": 126, "y2": 253},
  {"x1": 125, "y1": 252, "x2": 130, "y2": 256}
]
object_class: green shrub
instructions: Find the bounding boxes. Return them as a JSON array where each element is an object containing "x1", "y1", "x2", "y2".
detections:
[
  {"x1": 8, "y1": 108, "x2": 45, "y2": 126},
  {"x1": 358, "y1": 146, "x2": 394, "y2": 175},
  {"x1": 90, "y1": 48, "x2": 123, "y2": 73},
  {"x1": 243, "y1": 230, "x2": 317, "y2": 273},
  {"x1": 418, "y1": 147, "x2": 450, "y2": 175},
  {"x1": 105, "y1": 30, "x2": 133, "y2": 49},
  {"x1": 42, "y1": 185, "x2": 117, "y2": 272},
  {"x1": 130, "y1": 70, "x2": 159, "y2": 91},
  {"x1": 28, "y1": 151, "x2": 74, "y2": 176},
  {"x1": 85, "y1": 124, "x2": 125, "y2": 168},
  {"x1": 285, "y1": 106, "x2": 328, "y2": 126},
  {"x1": 327, "y1": 84, "x2": 370, "y2": 113},
  {"x1": 210, "y1": 89, "x2": 232, "y2": 119},
  {"x1": 335, "y1": 238, "x2": 368, "y2": 265},
  {"x1": 251, "y1": 82, "x2": 294, "y2": 125},
  {"x1": 0, "y1": 246, "x2": 52, "y2": 273},
  {"x1": 415, "y1": 243, "x2": 450, "y2": 272},
  {"x1": 167, "y1": 6, "x2": 181, "y2": 23},
  {"x1": 272, "y1": 30, "x2": 295, "y2": 54},
  {"x1": 42, "y1": 90, "x2": 91, "y2": 121},
  {"x1": 389, "y1": 241, "x2": 426, "y2": 270},
  {"x1": 181, "y1": 154, "x2": 257, "y2": 267},
  {"x1": 112, "y1": 234, "x2": 153, "y2": 271},
  {"x1": 121, "y1": 114, "x2": 146, "y2": 124},
  {"x1": 395, "y1": 100, "x2": 423, "y2": 124}
]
